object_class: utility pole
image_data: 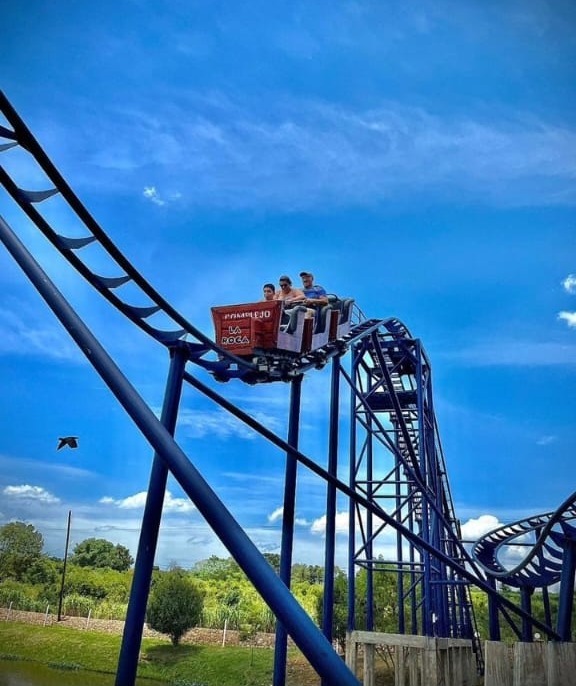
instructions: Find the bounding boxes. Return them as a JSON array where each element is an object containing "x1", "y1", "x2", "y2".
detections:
[{"x1": 57, "y1": 510, "x2": 72, "y2": 621}]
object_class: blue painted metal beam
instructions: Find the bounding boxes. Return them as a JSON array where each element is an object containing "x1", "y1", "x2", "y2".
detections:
[
  {"x1": 273, "y1": 375, "x2": 302, "y2": 686},
  {"x1": 182, "y1": 362, "x2": 561, "y2": 640},
  {"x1": 0, "y1": 214, "x2": 361, "y2": 686},
  {"x1": 556, "y1": 539, "x2": 576, "y2": 641},
  {"x1": 347, "y1": 347, "x2": 360, "y2": 634},
  {"x1": 322, "y1": 357, "x2": 341, "y2": 648},
  {"x1": 116, "y1": 343, "x2": 188, "y2": 686}
]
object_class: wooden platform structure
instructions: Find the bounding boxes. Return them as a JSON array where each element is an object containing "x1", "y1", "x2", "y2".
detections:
[
  {"x1": 484, "y1": 641, "x2": 576, "y2": 686},
  {"x1": 346, "y1": 631, "x2": 478, "y2": 686}
]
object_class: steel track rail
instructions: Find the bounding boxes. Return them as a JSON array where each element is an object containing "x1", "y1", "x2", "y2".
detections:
[
  {"x1": 472, "y1": 491, "x2": 576, "y2": 585},
  {"x1": 0, "y1": 90, "x2": 255, "y2": 371}
]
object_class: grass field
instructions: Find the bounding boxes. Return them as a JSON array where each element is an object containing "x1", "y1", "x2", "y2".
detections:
[{"x1": 0, "y1": 621, "x2": 283, "y2": 685}]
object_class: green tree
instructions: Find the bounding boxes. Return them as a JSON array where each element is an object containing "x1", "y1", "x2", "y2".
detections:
[
  {"x1": 262, "y1": 553, "x2": 280, "y2": 574},
  {"x1": 69, "y1": 538, "x2": 133, "y2": 571},
  {"x1": 147, "y1": 569, "x2": 204, "y2": 645},
  {"x1": 64, "y1": 565, "x2": 131, "y2": 601},
  {"x1": 191, "y1": 555, "x2": 243, "y2": 581},
  {"x1": 21, "y1": 556, "x2": 59, "y2": 586},
  {"x1": 354, "y1": 563, "x2": 400, "y2": 632},
  {"x1": 0, "y1": 522, "x2": 44, "y2": 580},
  {"x1": 292, "y1": 563, "x2": 324, "y2": 584}
]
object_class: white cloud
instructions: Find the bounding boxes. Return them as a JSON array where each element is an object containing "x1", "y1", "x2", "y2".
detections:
[
  {"x1": 310, "y1": 510, "x2": 349, "y2": 536},
  {"x1": 266, "y1": 506, "x2": 309, "y2": 526},
  {"x1": 460, "y1": 514, "x2": 502, "y2": 542},
  {"x1": 462, "y1": 517, "x2": 533, "y2": 572},
  {"x1": 3, "y1": 485, "x2": 60, "y2": 505},
  {"x1": 100, "y1": 490, "x2": 195, "y2": 513},
  {"x1": 562, "y1": 274, "x2": 576, "y2": 294},
  {"x1": 558, "y1": 311, "x2": 576, "y2": 328},
  {"x1": 142, "y1": 185, "x2": 166, "y2": 206},
  {"x1": 268, "y1": 506, "x2": 283, "y2": 522}
]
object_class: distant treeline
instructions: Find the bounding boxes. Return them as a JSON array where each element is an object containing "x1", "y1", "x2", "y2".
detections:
[{"x1": 1, "y1": 522, "x2": 573, "y2": 642}]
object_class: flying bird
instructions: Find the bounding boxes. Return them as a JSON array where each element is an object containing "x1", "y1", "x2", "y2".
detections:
[{"x1": 57, "y1": 436, "x2": 79, "y2": 450}]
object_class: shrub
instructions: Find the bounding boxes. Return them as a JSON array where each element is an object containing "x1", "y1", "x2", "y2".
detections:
[
  {"x1": 93, "y1": 600, "x2": 127, "y2": 620},
  {"x1": 63, "y1": 593, "x2": 95, "y2": 618},
  {"x1": 146, "y1": 570, "x2": 204, "y2": 646}
]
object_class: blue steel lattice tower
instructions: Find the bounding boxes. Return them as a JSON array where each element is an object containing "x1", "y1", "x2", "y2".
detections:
[
  {"x1": 348, "y1": 321, "x2": 479, "y2": 645},
  {"x1": 5, "y1": 90, "x2": 575, "y2": 685}
]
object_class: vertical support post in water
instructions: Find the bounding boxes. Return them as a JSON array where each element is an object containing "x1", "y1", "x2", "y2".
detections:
[
  {"x1": 273, "y1": 375, "x2": 303, "y2": 686},
  {"x1": 116, "y1": 343, "x2": 188, "y2": 686}
]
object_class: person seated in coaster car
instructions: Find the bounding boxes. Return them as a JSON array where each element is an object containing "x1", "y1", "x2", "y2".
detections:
[
  {"x1": 299, "y1": 271, "x2": 328, "y2": 310},
  {"x1": 274, "y1": 275, "x2": 306, "y2": 305},
  {"x1": 262, "y1": 283, "x2": 276, "y2": 301}
]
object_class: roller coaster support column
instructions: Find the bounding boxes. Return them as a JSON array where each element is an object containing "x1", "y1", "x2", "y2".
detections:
[
  {"x1": 365, "y1": 372, "x2": 374, "y2": 632},
  {"x1": 556, "y1": 535, "x2": 576, "y2": 641},
  {"x1": 487, "y1": 577, "x2": 501, "y2": 641},
  {"x1": 520, "y1": 587, "x2": 534, "y2": 642},
  {"x1": 416, "y1": 343, "x2": 433, "y2": 637},
  {"x1": 116, "y1": 342, "x2": 188, "y2": 686},
  {"x1": 322, "y1": 356, "x2": 341, "y2": 686},
  {"x1": 347, "y1": 347, "x2": 359, "y2": 636},
  {"x1": 273, "y1": 374, "x2": 303, "y2": 686},
  {"x1": 0, "y1": 214, "x2": 362, "y2": 686}
]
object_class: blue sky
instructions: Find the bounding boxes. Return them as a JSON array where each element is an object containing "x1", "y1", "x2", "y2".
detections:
[{"x1": 0, "y1": 1, "x2": 575, "y2": 570}]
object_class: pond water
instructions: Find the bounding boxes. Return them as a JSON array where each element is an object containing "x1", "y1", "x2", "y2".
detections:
[{"x1": 0, "y1": 660, "x2": 166, "y2": 686}]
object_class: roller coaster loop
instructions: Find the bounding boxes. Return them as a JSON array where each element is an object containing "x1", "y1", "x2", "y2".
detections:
[{"x1": 472, "y1": 491, "x2": 576, "y2": 641}]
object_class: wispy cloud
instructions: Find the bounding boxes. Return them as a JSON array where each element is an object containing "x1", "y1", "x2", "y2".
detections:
[
  {"x1": 0, "y1": 455, "x2": 96, "y2": 481},
  {"x1": 143, "y1": 186, "x2": 166, "y2": 206},
  {"x1": 536, "y1": 435, "x2": 557, "y2": 446},
  {"x1": 3, "y1": 484, "x2": 60, "y2": 505},
  {"x1": 178, "y1": 408, "x2": 282, "y2": 440},
  {"x1": 562, "y1": 274, "x2": 576, "y2": 294},
  {"x1": 0, "y1": 306, "x2": 82, "y2": 362},
  {"x1": 100, "y1": 490, "x2": 195, "y2": 513},
  {"x1": 142, "y1": 186, "x2": 181, "y2": 206},
  {"x1": 53, "y1": 95, "x2": 576, "y2": 210}
]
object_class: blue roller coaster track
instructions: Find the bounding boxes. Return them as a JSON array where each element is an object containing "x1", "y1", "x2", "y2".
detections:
[
  {"x1": 472, "y1": 492, "x2": 576, "y2": 642},
  {"x1": 1, "y1": 91, "x2": 574, "y2": 686}
]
